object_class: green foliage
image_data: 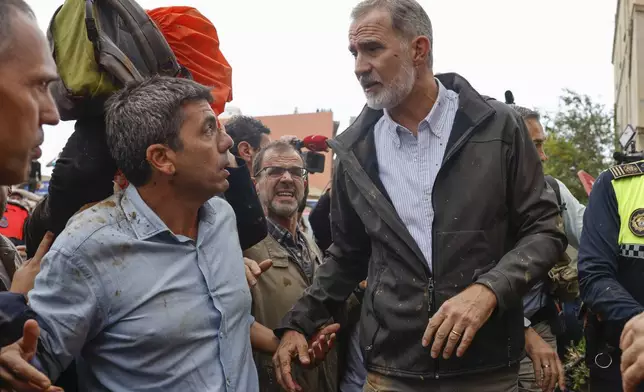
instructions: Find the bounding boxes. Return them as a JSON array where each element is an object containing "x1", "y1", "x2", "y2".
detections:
[
  {"x1": 542, "y1": 90, "x2": 615, "y2": 204},
  {"x1": 564, "y1": 337, "x2": 590, "y2": 392}
]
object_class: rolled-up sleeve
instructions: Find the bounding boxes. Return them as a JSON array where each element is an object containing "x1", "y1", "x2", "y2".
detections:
[{"x1": 28, "y1": 249, "x2": 106, "y2": 381}]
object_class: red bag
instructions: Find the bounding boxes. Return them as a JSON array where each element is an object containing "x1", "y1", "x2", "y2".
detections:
[
  {"x1": 147, "y1": 7, "x2": 233, "y2": 116},
  {"x1": 0, "y1": 202, "x2": 29, "y2": 242}
]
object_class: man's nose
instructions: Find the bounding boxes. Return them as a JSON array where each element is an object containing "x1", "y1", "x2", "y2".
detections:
[
  {"x1": 541, "y1": 150, "x2": 548, "y2": 162},
  {"x1": 221, "y1": 133, "x2": 233, "y2": 152},
  {"x1": 41, "y1": 91, "x2": 60, "y2": 127},
  {"x1": 354, "y1": 53, "x2": 372, "y2": 79},
  {"x1": 279, "y1": 170, "x2": 295, "y2": 182}
]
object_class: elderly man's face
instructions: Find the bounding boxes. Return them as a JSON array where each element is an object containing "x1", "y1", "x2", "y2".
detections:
[
  {"x1": 256, "y1": 148, "x2": 306, "y2": 220},
  {"x1": 0, "y1": 11, "x2": 59, "y2": 185},
  {"x1": 349, "y1": 9, "x2": 416, "y2": 110},
  {"x1": 172, "y1": 101, "x2": 233, "y2": 198}
]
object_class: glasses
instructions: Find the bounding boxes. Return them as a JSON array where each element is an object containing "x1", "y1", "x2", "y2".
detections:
[{"x1": 256, "y1": 166, "x2": 307, "y2": 178}]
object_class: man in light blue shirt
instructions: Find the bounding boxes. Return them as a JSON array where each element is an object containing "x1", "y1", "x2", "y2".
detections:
[{"x1": 0, "y1": 76, "x2": 278, "y2": 391}]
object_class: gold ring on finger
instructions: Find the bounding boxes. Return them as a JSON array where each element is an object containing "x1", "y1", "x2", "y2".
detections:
[{"x1": 450, "y1": 330, "x2": 462, "y2": 337}]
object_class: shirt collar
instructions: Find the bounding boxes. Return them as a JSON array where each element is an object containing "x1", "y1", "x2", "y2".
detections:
[
  {"x1": 382, "y1": 78, "x2": 450, "y2": 148},
  {"x1": 120, "y1": 185, "x2": 216, "y2": 241},
  {"x1": 267, "y1": 218, "x2": 301, "y2": 242}
]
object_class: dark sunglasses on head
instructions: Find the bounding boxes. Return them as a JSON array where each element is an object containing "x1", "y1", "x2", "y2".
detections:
[{"x1": 256, "y1": 166, "x2": 307, "y2": 178}]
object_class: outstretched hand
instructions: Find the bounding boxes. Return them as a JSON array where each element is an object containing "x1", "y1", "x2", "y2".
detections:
[
  {"x1": 243, "y1": 258, "x2": 273, "y2": 288},
  {"x1": 0, "y1": 320, "x2": 61, "y2": 391},
  {"x1": 273, "y1": 323, "x2": 341, "y2": 392}
]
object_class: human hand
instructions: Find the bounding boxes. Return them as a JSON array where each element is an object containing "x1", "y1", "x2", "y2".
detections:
[
  {"x1": 525, "y1": 327, "x2": 565, "y2": 391},
  {"x1": 243, "y1": 258, "x2": 272, "y2": 287},
  {"x1": 421, "y1": 284, "x2": 497, "y2": 359},
  {"x1": 0, "y1": 320, "x2": 62, "y2": 391},
  {"x1": 273, "y1": 323, "x2": 341, "y2": 392},
  {"x1": 10, "y1": 233, "x2": 54, "y2": 295},
  {"x1": 621, "y1": 312, "x2": 644, "y2": 392},
  {"x1": 306, "y1": 323, "x2": 340, "y2": 367}
]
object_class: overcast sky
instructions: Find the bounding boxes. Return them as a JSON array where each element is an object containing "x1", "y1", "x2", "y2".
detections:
[{"x1": 26, "y1": 0, "x2": 617, "y2": 175}]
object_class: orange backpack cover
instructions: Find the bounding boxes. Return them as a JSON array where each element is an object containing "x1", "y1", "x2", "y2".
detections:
[{"x1": 147, "y1": 6, "x2": 233, "y2": 116}]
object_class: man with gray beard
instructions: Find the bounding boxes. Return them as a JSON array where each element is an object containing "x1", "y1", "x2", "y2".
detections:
[{"x1": 273, "y1": 0, "x2": 566, "y2": 391}]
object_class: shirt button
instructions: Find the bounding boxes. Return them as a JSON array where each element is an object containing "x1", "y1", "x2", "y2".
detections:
[
  {"x1": 220, "y1": 332, "x2": 225, "y2": 338},
  {"x1": 226, "y1": 378, "x2": 231, "y2": 386}
]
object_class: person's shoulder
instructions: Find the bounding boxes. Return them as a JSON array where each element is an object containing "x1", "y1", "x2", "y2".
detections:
[
  {"x1": 205, "y1": 196, "x2": 237, "y2": 225},
  {"x1": 53, "y1": 194, "x2": 128, "y2": 255},
  {"x1": 606, "y1": 161, "x2": 644, "y2": 182},
  {"x1": 206, "y1": 195, "x2": 234, "y2": 214}
]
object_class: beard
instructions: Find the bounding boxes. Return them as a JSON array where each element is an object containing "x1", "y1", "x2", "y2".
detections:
[
  {"x1": 268, "y1": 199, "x2": 299, "y2": 218},
  {"x1": 262, "y1": 184, "x2": 302, "y2": 220},
  {"x1": 361, "y1": 57, "x2": 416, "y2": 110}
]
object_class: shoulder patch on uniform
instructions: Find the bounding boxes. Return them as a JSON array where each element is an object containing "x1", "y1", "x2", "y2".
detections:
[
  {"x1": 630, "y1": 209, "x2": 644, "y2": 237},
  {"x1": 609, "y1": 162, "x2": 644, "y2": 179}
]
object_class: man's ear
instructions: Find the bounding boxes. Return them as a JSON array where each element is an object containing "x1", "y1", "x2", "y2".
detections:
[
  {"x1": 238, "y1": 141, "x2": 254, "y2": 164},
  {"x1": 146, "y1": 144, "x2": 176, "y2": 176},
  {"x1": 411, "y1": 35, "x2": 431, "y2": 68}
]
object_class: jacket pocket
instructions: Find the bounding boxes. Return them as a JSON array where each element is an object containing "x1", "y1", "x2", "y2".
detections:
[{"x1": 362, "y1": 263, "x2": 385, "y2": 364}]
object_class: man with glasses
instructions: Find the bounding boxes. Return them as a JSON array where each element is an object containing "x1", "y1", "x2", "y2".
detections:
[{"x1": 244, "y1": 140, "x2": 339, "y2": 392}]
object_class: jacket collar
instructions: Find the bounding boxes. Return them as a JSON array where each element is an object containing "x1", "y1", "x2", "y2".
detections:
[{"x1": 334, "y1": 72, "x2": 495, "y2": 155}]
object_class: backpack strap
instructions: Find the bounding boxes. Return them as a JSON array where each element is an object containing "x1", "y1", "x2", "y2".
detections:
[
  {"x1": 545, "y1": 175, "x2": 565, "y2": 214},
  {"x1": 105, "y1": 0, "x2": 182, "y2": 77}
]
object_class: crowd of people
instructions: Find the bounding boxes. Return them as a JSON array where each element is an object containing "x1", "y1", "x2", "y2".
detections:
[{"x1": 1, "y1": 0, "x2": 644, "y2": 391}]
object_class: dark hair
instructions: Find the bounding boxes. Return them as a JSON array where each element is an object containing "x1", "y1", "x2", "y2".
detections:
[
  {"x1": 24, "y1": 195, "x2": 50, "y2": 259},
  {"x1": 508, "y1": 104, "x2": 540, "y2": 122},
  {"x1": 225, "y1": 116, "x2": 271, "y2": 156},
  {"x1": 105, "y1": 76, "x2": 213, "y2": 187},
  {"x1": 252, "y1": 140, "x2": 303, "y2": 177},
  {"x1": 0, "y1": 0, "x2": 35, "y2": 58}
]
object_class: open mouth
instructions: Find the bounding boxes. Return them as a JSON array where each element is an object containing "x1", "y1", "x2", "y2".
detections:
[
  {"x1": 275, "y1": 190, "x2": 295, "y2": 198},
  {"x1": 362, "y1": 81, "x2": 381, "y2": 92}
]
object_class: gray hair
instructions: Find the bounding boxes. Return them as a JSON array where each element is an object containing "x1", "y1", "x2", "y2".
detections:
[
  {"x1": 351, "y1": 0, "x2": 433, "y2": 68},
  {"x1": 509, "y1": 104, "x2": 541, "y2": 121},
  {"x1": 0, "y1": 0, "x2": 35, "y2": 58},
  {"x1": 252, "y1": 140, "x2": 303, "y2": 177},
  {"x1": 105, "y1": 76, "x2": 213, "y2": 187}
]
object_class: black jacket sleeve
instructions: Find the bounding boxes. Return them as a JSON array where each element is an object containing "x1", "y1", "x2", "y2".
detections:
[
  {"x1": 224, "y1": 157, "x2": 267, "y2": 251},
  {"x1": 476, "y1": 112, "x2": 567, "y2": 312},
  {"x1": 578, "y1": 170, "x2": 644, "y2": 321},
  {"x1": 0, "y1": 292, "x2": 38, "y2": 347},
  {"x1": 48, "y1": 117, "x2": 117, "y2": 236},
  {"x1": 276, "y1": 161, "x2": 370, "y2": 338},
  {"x1": 308, "y1": 189, "x2": 332, "y2": 252}
]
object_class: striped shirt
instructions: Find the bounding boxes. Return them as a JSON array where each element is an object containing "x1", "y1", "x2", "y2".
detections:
[{"x1": 374, "y1": 79, "x2": 459, "y2": 271}]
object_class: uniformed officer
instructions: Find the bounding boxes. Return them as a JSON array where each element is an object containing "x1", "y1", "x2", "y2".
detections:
[{"x1": 579, "y1": 160, "x2": 644, "y2": 391}]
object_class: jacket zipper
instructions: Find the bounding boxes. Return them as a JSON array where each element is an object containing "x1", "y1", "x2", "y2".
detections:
[{"x1": 428, "y1": 122, "x2": 476, "y2": 379}]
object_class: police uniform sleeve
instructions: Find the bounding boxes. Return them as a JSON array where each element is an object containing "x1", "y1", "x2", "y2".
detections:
[{"x1": 578, "y1": 170, "x2": 644, "y2": 321}]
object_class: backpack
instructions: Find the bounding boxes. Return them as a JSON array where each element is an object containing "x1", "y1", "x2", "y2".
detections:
[
  {"x1": 544, "y1": 175, "x2": 580, "y2": 302},
  {"x1": 147, "y1": 6, "x2": 233, "y2": 116},
  {"x1": 47, "y1": 0, "x2": 191, "y2": 121}
]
